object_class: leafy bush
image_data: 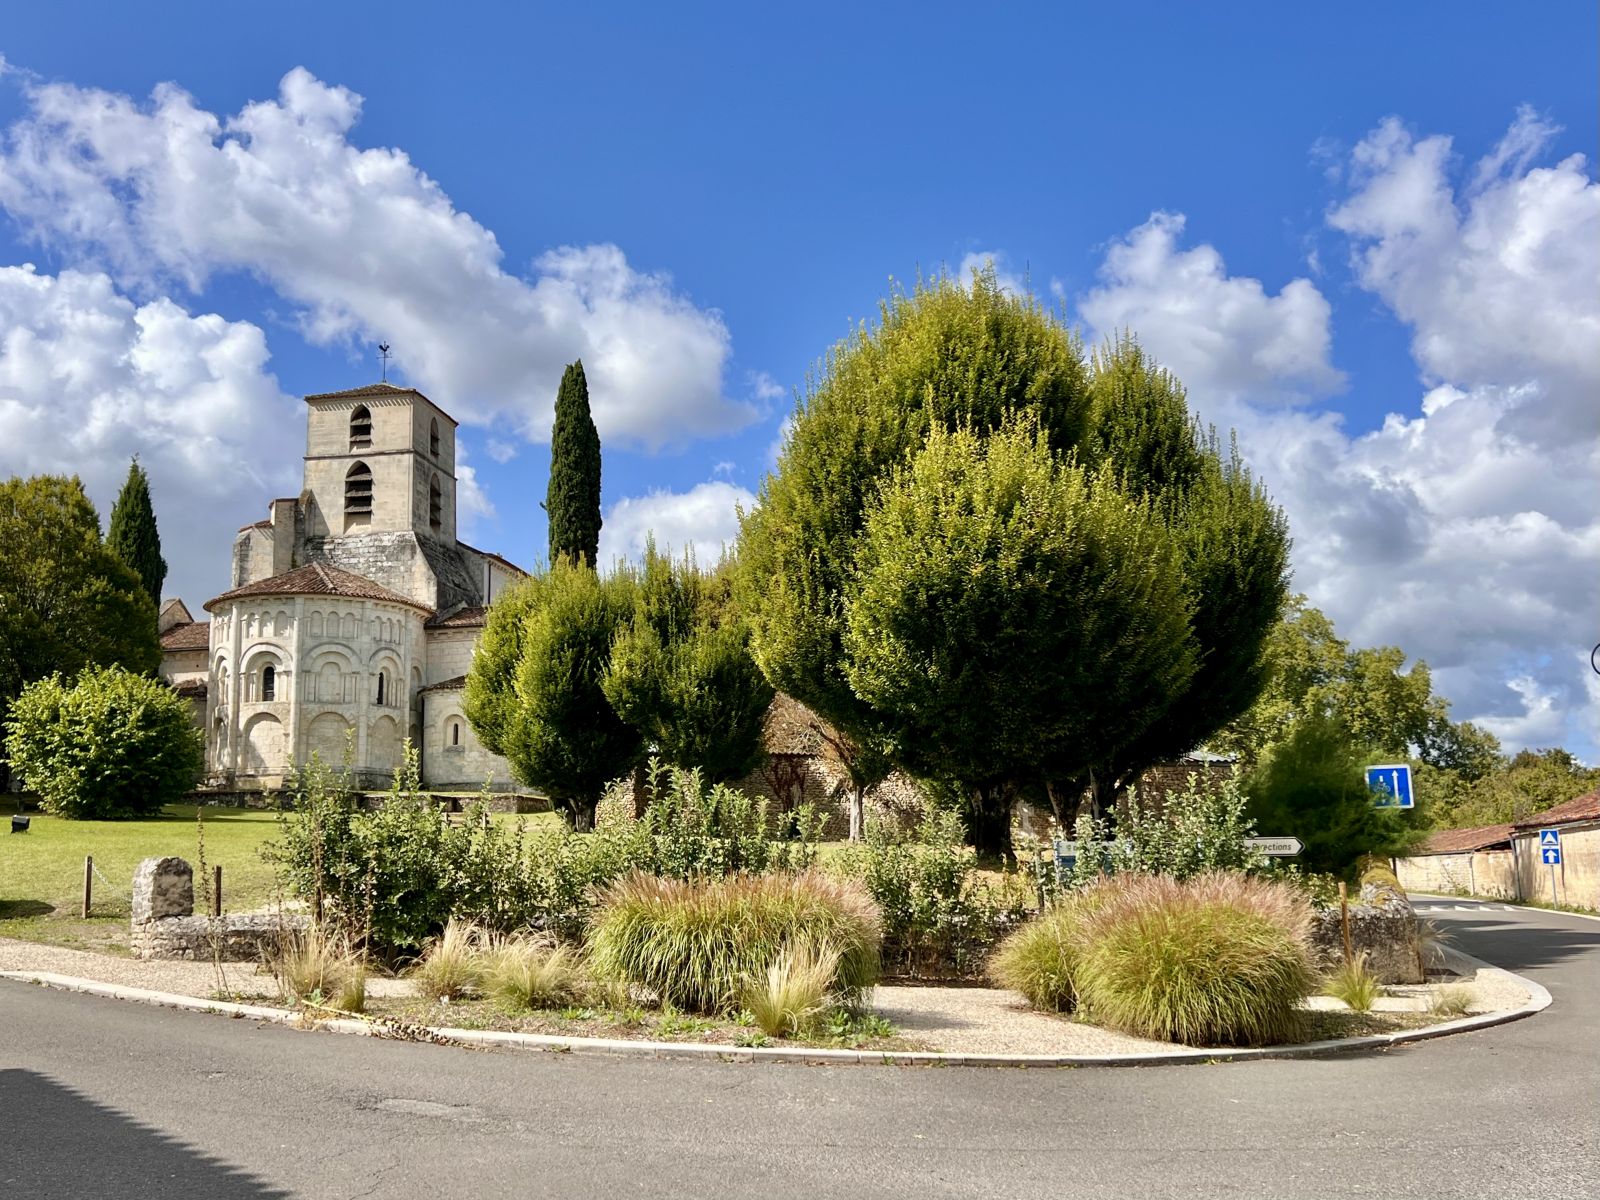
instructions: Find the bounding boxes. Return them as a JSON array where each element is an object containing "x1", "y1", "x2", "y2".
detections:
[
  {"x1": 485, "y1": 940, "x2": 587, "y2": 1011},
  {"x1": 4, "y1": 665, "x2": 203, "y2": 818},
  {"x1": 987, "y1": 891, "x2": 1104, "y2": 1012},
  {"x1": 634, "y1": 759, "x2": 824, "y2": 878},
  {"x1": 1072, "y1": 872, "x2": 1316, "y2": 1046},
  {"x1": 838, "y1": 810, "x2": 1031, "y2": 979},
  {"x1": 743, "y1": 942, "x2": 841, "y2": 1037},
  {"x1": 587, "y1": 871, "x2": 881, "y2": 1014},
  {"x1": 1324, "y1": 951, "x2": 1381, "y2": 1012},
  {"x1": 1060, "y1": 769, "x2": 1265, "y2": 889}
]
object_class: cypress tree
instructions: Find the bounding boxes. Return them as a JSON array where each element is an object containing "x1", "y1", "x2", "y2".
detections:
[
  {"x1": 545, "y1": 360, "x2": 603, "y2": 567},
  {"x1": 107, "y1": 458, "x2": 167, "y2": 608}
]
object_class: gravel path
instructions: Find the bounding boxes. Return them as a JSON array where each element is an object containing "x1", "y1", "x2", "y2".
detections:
[{"x1": 872, "y1": 984, "x2": 1171, "y2": 1054}]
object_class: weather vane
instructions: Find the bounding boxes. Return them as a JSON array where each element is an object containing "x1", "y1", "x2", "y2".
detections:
[{"x1": 378, "y1": 342, "x2": 392, "y2": 383}]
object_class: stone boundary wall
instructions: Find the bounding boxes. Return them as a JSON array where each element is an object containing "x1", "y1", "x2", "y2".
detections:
[
  {"x1": 130, "y1": 856, "x2": 305, "y2": 962},
  {"x1": 1395, "y1": 849, "x2": 1516, "y2": 900},
  {"x1": 1513, "y1": 823, "x2": 1599, "y2": 911},
  {"x1": 1309, "y1": 882, "x2": 1424, "y2": 984},
  {"x1": 187, "y1": 788, "x2": 547, "y2": 814}
]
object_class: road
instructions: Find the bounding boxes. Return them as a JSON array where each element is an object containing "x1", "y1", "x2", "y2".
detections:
[{"x1": 1, "y1": 896, "x2": 1595, "y2": 1199}]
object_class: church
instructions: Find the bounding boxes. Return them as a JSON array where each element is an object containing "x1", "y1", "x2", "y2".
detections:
[{"x1": 157, "y1": 383, "x2": 526, "y2": 792}]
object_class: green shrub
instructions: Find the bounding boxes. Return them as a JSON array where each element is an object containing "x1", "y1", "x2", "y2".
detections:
[
  {"x1": 4, "y1": 665, "x2": 203, "y2": 818},
  {"x1": 1073, "y1": 873, "x2": 1316, "y2": 1046},
  {"x1": 987, "y1": 891, "x2": 1103, "y2": 1012},
  {"x1": 587, "y1": 871, "x2": 881, "y2": 1014},
  {"x1": 839, "y1": 810, "x2": 1031, "y2": 979},
  {"x1": 743, "y1": 942, "x2": 841, "y2": 1037},
  {"x1": 1324, "y1": 951, "x2": 1382, "y2": 1012},
  {"x1": 635, "y1": 759, "x2": 824, "y2": 878}
]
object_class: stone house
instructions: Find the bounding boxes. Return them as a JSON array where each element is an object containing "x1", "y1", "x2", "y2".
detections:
[{"x1": 157, "y1": 383, "x2": 525, "y2": 791}]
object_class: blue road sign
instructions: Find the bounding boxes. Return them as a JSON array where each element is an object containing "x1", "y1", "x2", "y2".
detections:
[
  {"x1": 1366, "y1": 763, "x2": 1414, "y2": 809},
  {"x1": 1539, "y1": 828, "x2": 1562, "y2": 866}
]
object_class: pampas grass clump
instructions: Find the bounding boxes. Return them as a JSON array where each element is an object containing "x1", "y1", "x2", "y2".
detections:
[
  {"x1": 987, "y1": 892, "x2": 1101, "y2": 1012},
  {"x1": 588, "y1": 871, "x2": 881, "y2": 1014},
  {"x1": 411, "y1": 919, "x2": 487, "y2": 1001},
  {"x1": 486, "y1": 940, "x2": 587, "y2": 1011}
]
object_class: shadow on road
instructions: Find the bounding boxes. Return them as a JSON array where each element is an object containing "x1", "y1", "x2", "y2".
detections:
[
  {"x1": 1434, "y1": 914, "x2": 1600, "y2": 975},
  {"x1": 0, "y1": 1069, "x2": 293, "y2": 1199}
]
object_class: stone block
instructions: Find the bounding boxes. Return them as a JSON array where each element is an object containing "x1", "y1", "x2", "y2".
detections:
[
  {"x1": 131, "y1": 857, "x2": 194, "y2": 924},
  {"x1": 1309, "y1": 883, "x2": 1425, "y2": 984}
]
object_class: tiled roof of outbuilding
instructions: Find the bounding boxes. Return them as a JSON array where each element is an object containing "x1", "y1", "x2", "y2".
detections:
[
  {"x1": 420, "y1": 675, "x2": 467, "y2": 694},
  {"x1": 1514, "y1": 789, "x2": 1600, "y2": 829},
  {"x1": 204, "y1": 562, "x2": 432, "y2": 614},
  {"x1": 425, "y1": 606, "x2": 488, "y2": 629},
  {"x1": 159, "y1": 621, "x2": 211, "y2": 651},
  {"x1": 1417, "y1": 824, "x2": 1515, "y2": 855}
]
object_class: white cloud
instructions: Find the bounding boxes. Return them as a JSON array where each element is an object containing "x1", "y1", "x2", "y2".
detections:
[
  {"x1": 0, "y1": 68, "x2": 757, "y2": 450},
  {"x1": 0, "y1": 263, "x2": 301, "y2": 604},
  {"x1": 748, "y1": 370, "x2": 785, "y2": 404},
  {"x1": 1075, "y1": 114, "x2": 1600, "y2": 757},
  {"x1": 598, "y1": 480, "x2": 755, "y2": 568},
  {"x1": 484, "y1": 438, "x2": 518, "y2": 464},
  {"x1": 957, "y1": 250, "x2": 1025, "y2": 297},
  {"x1": 1080, "y1": 211, "x2": 1345, "y2": 406}
]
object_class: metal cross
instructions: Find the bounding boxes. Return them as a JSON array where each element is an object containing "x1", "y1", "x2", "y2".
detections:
[{"x1": 378, "y1": 342, "x2": 392, "y2": 382}]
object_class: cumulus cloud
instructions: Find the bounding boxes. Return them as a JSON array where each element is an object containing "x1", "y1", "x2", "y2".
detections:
[
  {"x1": 598, "y1": 480, "x2": 755, "y2": 568},
  {"x1": 0, "y1": 263, "x2": 301, "y2": 603},
  {"x1": 1078, "y1": 115, "x2": 1600, "y2": 756},
  {"x1": 0, "y1": 68, "x2": 755, "y2": 450},
  {"x1": 956, "y1": 250, "x2": 1026, "y2": 297},
  {"x1": 1080, "y1": 211, "x2": 1345, "y2": 406}
]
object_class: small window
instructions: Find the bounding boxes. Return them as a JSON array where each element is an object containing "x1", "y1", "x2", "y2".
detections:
[
  {"x1": 376, "y1": 671, "x2": 387, "y2": 707},
  {"x1": 345, "y1": 462, "x2": 373, "y2": 524},
  {"x1": 448, "y1": 719, "x2": 462, "y2": 748},
  {"x1": 430, "y1": 417, "x2": 441, "y2": 458},
  {"x1": 262, "y1": 665, "x2": 276, "y2": 702},
  {"x1": 350, "y1": 404, "x2": 372, "y2": 449},
  {"x1": 429, "y1": 475, "x2": 443, "y2": 533}
]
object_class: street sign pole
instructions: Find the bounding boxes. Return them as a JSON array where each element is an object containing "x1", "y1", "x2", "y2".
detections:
[
  {"x1": 1550, "y1": 862, "x2": 1558, "y2": 906},
  {"x1": 1538, "y1": 828, "x2": 1562, "y2": 906}
]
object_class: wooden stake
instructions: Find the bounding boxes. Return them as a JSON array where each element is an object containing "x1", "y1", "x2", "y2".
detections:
[
  {"x1": 213, "y1": 865, "x2": 223, "y2": 918},
  {"x1": 82, "y1": 855, "x2": 93, "y2": 919},
  {"x1": 1338, "y1": 880, "x2": 1354, "y2": 964}
]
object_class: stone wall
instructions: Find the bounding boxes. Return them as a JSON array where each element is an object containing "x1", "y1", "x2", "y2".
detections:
[
  {"x1": 1513, "y1": 823, "x2": 1600, "y2": 911},
  {"x1": 1309, "y1": 881, "x2": 1424, "y2": 984},
  {"x1": 129, "y1": 856, "x2": 303, "y2": 962},
  {"x1": 1395, "y1": 849, "x2": 1517, "y2": 900}
]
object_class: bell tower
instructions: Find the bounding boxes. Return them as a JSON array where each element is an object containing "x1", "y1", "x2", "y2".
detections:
[{"x1": 300, "y1": 383, "x2": 459, "y2": 544}]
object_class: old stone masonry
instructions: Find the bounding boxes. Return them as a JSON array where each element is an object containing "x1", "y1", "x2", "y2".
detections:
[{"x1": 156, "y1": 383, "x2": 527, "y2": 792}]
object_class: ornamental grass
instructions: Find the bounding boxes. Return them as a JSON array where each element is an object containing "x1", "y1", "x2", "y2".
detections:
[
  {"x1": 986, "y1": 889, "x2": 1104, "y2": 1012},
  {"x1": 743, "y1": 942, "x2": 841, "y2": 1037},
  {"x1": 587, "y1": 871, "x2": 881, "y2": 1014},
  {"x1": 485, "y1": 940, "x2": 588, "y2": 1011},
  {"x1": 410, "y1": 919, "x2": 486, "y2": 1001},
  {"x1": 1071, "y1": 872, "x2": 1317, "y2": 1047}
]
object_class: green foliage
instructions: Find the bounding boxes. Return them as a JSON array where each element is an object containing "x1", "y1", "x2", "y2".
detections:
[
  {"x1": 464, "y1": 562, "x2": 641, "y2": 830},
  {"x1": 842, "y1": 418, "x2": 1195, "y2": 855},
  {"x1": 4, "y1": 665, "x2": 203, "y2": 818},
  {"x1": 604, "y1": 546, "x2": 773, "y2": 782},
  {"x1": 106, "y1": 459, "x2": 167, "y2": 609},
  {"x1": 1421, "y1": 747, "x2": 1600, "y2": 829},
  {"x1": 546, "y1": 360, "x2": 603, "y2": 567},
  {"x1": 1324, "y1": 951, "x2": 1381, "y2": 1013},
  {"x1": 587, "y1": 871, "x2": 882, "y2": 1014},
  {"x1": 837, "y1": 809, "x2": 1032, "y2": 978},
  {"x1": 0, "y1": 475, "x2": 160, "y2": 741},
  {"x1": 632, "y1": 759, "x2": 822, "y2": 879},
  {"x1": 1242, "y1": 714, "x2": 1420, "y2": 876},
  {"x1": 987, "y1": 895, "x2": 1100, "y2": 1012},
  {"x1": 1060, "y1": 768, "x2": 1266, "y2": 887},
  {"x1": 738, "y1": 272, "x2": 1092, "y2": 818},
  {"x1": 1071, "y1": 873, "x2": 1317, "y2": 1046}
]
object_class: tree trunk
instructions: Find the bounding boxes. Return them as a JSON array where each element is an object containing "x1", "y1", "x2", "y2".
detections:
[
  {"x1": 558, "y1": 795, "x2": 598, "y2": 832},
  {"x1": 964, "y1": 783, "x2": 1015, "y2": 864},
  {"x1": 847, "y1": 783, "x2": 864, "y2": 842},
  {"x1": 1086, "y1": 768, "x2": 1121, "y2": 825}
]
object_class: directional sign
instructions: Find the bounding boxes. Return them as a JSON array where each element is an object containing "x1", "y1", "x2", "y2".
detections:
[
  {"x1": 1539, "y1": 828, "x2": 1562, "y2": 866},
  {"x1": 1366, "y1": 763, "x2": 1414, "y2": 809},
  {"x1": 1243, "y1": 836, "x2": 1303, "y2": 857}
]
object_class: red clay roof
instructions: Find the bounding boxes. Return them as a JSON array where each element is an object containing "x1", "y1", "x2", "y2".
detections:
[
  {"x1": 420, "y1": 675, "x2": 467, "y2": 694},
  {"x1": 1418, "y1": 824, "x2": 1514, "y2": 855},
  {"x1": 458, "y1": 541, "x2": 528, "y2": 577},
  {"x1": 237, "y1": 518, "x2": 272, "y2": 533},
  {"x1": 425, "y1": 606, "x2": 488, "y2": 629},
  {"x1": 204, "y1": 562, "x2": 431, "y2": 614},
  {"x1": 173, "y1": 680, "x2": 209, "y2": 699},
  {"x1": 159, "y1": 621, "x2": 211, "y2": 651},
  {"x1": 1514, "y1": 789, "x2": 1600, "y2": 829}
]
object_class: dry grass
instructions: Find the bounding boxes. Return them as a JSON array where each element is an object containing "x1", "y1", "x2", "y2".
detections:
[
  {"x1": 273, "y1": 923, "x2": 363, "y2": 1007},
  {"x1": 1324, "y1": 952, "x2": 1382, "y2": 1013},
  {"x1": 1428, "y1": 983, "x2": 1474, "y2": 1019},
  {"x1": 485, "y1": 940, "x2": 587, "y2": 1011},
  {"x1": 410, "y1": 920, "x2": 486, "y2": 1001},
  {"x1": 743, "y1": 942, "x2": 841, "y2": 1037},
  {"x1": 588, "y1": 871, "x2": 881, "y2": 1014}
]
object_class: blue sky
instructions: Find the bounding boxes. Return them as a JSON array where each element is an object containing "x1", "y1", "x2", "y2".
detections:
[{"x1": 0, "y1": 2, "x2": 1595, "y2": 757}]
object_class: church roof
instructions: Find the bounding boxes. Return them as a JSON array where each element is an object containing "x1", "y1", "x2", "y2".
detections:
[
  {"x1": 426, "y1": 605, "x2": 489, "y2": 629},
  {"x1": 203, "y1": 562, "x2": 433, "y2": 614},
  {"x1": 420, "y1": 675, "x2": 467, "y2": 693},
  {"x1": 160, "y1": 621, "x2": 211, "y2": 651},
  {"x1": 303, "y1": 381, "x2": 458, "y2": 425}
]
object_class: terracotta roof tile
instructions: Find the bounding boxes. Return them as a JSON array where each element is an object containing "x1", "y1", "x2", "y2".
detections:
[
  {"x1": 173, "y1": 680, "x2": 209, "y2": 699},
  {"x1": 420, "y1": 675, "x2": 467, "y2": 694},
  {"x1": 159, "y1": 621, "x2": 211, "y2": 651},
  {"x1": 203, "y1": 562, "x2": 432, "y2": 614},
  {"x1": 1417, "y1": 824, "x2": 1514, "y2": 855},
  {"x1": 1513, "y1": 789, "x2": 1600, "y2": 829},
  {"x1": 425, "y1": 606, "x2": 488, "y2": 629}
]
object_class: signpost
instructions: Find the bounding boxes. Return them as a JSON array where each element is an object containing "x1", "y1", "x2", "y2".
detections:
[
  {"x1": 1366, "y1": 763, "x2": 1415, "y2": 809},
  {"x1": 1539, "y1": 828, "x2": 1562, "y2": 905},
  {"x1": 1243, "y1": 836, "x2": 1304, "y2": 857}
]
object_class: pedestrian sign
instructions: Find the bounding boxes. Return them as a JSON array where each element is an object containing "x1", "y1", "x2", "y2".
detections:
[
  {"x1": 1366, "y1": 763, "x2": 1414, "y2": 809},
  {"x1": 1539, "y1": 828, "x2": 1562, "y2": 866}
]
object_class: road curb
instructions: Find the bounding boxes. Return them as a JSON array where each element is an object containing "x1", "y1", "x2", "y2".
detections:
[{"x1": 0, "y1": 957, "x2": 1553, "y2": 1069}]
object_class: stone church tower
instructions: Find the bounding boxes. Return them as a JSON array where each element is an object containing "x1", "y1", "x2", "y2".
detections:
[{"x1": 162, "y1": 383, "x2": 526, "y2": 790}]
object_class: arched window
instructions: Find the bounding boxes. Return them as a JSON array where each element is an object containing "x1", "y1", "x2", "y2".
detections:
[
  {"x1": 345, "y1": 462, "x2": 373, "y2": 525},
  {"x1": 448, "y1": 718, "x2": 462, "y2": 748},
  {"x1": 429, "y1": 475, "x2": 443, "y2": 533},
  {"x1": 261, "y1": 665, "x2": 276, "y2": 702},
  {"x1": 350, "y1": 404, "x2": 372, "y2": 449},
  {"x1": 376, "y1": 670, "x2": 387, "y2": 707},
  {"x1": 430, "y1": 417, "x2": 441, "y2": 458}
]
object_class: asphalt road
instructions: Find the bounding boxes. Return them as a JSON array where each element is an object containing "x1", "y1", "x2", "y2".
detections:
[{"x1": 1, "y1": 897, "x2": 1595, "y2": 1200}]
